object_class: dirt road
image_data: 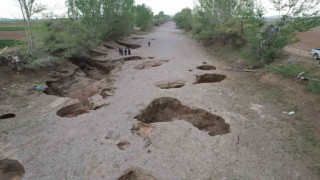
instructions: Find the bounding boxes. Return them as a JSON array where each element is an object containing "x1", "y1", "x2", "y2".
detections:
[{"x1": 0, "y1": 22, "x2": 317, "y2": 179}]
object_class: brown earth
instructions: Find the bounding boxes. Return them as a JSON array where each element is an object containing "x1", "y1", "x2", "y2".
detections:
[
  {"x1": 0, "y1": 22, "x2": 319, "y2": 180},
  {"x1": 0, "y1": 31, "x2": 26, "y2": 40},
  {"x1": 286, "y1": 27, "x2": 320, "y2": 57},
  {"x1": 134, "y1": 97, "x2": 230, "y2": 136}
]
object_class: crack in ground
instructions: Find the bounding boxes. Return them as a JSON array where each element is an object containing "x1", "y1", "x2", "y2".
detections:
[
  {"x1": 195, "y1": 73, "x2": 226, "y2": 84},
  {"x1": 0, "y1": 159, "x2": 25, "y2": 180},
  {"x1": 118, "y1": 170, "x2": 157, "y2": 180},
  {"x1": 0, "y1": 113, "x2": 15, "y2": 120},
  {"x1": 197, "y1": 64, "x2": 216, "y2": 70},
  {"x1": 156, "y1": 80, "x2": 185, "y2": 89},
  {"x1": 44, "y1": 56, "x2": 119, "y2": 118},
  {"x1": 134, "y1": 97, "x2": 230, "y2": 136}
]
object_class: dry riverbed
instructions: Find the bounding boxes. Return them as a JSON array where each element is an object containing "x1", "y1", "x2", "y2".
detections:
[{"x1": 0, "y1": 22, "x2": 319, "y2": 179}]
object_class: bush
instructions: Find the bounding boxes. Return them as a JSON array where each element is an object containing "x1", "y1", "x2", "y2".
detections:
[
  {"x1": 35, "y1": 19, "x2": 100, "y2": 58},
  {"x1": 267, "y1": 64, "x2": 310, "y2": 78},
  {"x1": 24, "y1": 56, "x2": 61, "y2": 69}
]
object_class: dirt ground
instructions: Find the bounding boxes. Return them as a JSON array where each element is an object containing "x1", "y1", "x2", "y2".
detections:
[
  {"x1": 0, "y1": 23, "x2": 26, "y2": 40},
  {"x1": 1, "y1": 22, "x2": 320, "y2": 179},
  {"x1": 286, "y1": 27, "x2": 320, "y2": 57},
  {"x1": 0, "y1": 31, "x2": 26, "y2": 40}
]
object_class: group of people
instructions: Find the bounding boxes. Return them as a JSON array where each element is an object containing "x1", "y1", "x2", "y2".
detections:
[
  {"x1": 118, "y1": 41, "x2": 151, "y2": 56},
  {"x1": 119, "y1": 48, "x2": 131, "y2": 56}
]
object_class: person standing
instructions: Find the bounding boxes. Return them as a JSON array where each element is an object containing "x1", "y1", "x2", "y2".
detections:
[
  {"x1": 148, "y1": 41, "x2": 151, "y2": 47},
  {"x1": 124, "y1": 48, "x2": 127, "y2": 56},
  {"x1": 128, "y1": 48, "x2": 131, "y2": 55}
]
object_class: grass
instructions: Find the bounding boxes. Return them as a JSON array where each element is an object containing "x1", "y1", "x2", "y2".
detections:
[
  {"x1": 267, "y1": 64, "x2": 310, "y2": 78},
  {"x1": 0, "y1": 20, "x2": 23, "y2": 24},
  {"x1": 0, "y1": 26, "x2": 25, "y2": 31},
  {"x1": 267, "y1": 63, "x2": 320, "y2": 94},
  {"x1": 263, "y1": 86, "x2": 287, "y2": 104},
  {"x1": 307, "y1": 77, "x2": 320, "y2": 94},
  {"x1": 287, "y1": 117, "x2": 320, "y2": 176},
  {"x1": 0, "y1": 40, "x2": 23, "y2": 48}
]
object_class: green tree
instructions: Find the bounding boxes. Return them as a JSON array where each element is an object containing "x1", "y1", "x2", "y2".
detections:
[
  {"x1": 174, "y1": 8, "x2": 193, "y2": 31},
  {"x1": 154, "y1": 11, "x2": 171, "y2": 25},
  {"x1": 16, "y1": 0, "x2": 45, "y2": 54},
  {"x1": 66, "y1": 0, "x2": 135, "y2": 39},
  {"x1": 192, "y1": 0, "x2": 320, "y2": 63},
  {"x1": 135, "y1": 4, "x2": 154, "y2": 31}
]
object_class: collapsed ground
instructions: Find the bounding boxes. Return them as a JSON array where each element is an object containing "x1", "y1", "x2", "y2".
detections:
[{"x1": 0, "y1": 22, "x2": 320, "y2": 179}]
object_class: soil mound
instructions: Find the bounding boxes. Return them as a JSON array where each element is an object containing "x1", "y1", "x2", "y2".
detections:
[{"x1": 134, "y1": 97, "x2": 230, "y2": 136}]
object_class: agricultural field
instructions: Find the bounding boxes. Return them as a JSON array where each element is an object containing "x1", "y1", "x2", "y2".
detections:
[{"x1": 0, "y1": 21, "x2": 26, "y2": 48}]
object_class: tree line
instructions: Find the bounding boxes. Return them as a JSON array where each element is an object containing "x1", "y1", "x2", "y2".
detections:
[
  {"x1": 13, "y1": 0, "x2": 170, "y2": 68},
  {"x1": 174, "y1": 0, "x2": 320, "y2": 64}
]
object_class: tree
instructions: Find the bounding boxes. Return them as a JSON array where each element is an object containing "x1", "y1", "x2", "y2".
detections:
[
  {"x1": 193, "y1": 0, "x2": 254, "y2": 39},
  {"x1": 66, "y1": 0, "x2": 136, "y2": 39},
  {"x1": 135, "y1": 4, "x2": 153, "y2": 31},
  {"x1": 153, "y1": 11, "x2": 170, "y2": 25},
  {"x1": 174, "y1": 8, "x2": 193, "y2": 31},
  {"x1": 255, "y1": 0, "x2": 320, "y2": 62},
  {"x1": 191, "y1": 0, "x2": 320, "y2": 63},
  {"x1": 16, "y1": 0, "x2": 45, "y2": 54}
]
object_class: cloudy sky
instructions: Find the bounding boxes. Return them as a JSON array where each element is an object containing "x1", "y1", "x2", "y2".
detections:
[{"x1": 0, "y1": 0, "x2": 277, "y2": 19}]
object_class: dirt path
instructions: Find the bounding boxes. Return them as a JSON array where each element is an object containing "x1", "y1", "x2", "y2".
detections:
[{"x1": 0, "y1": 22, "x2": 317, "y2": 179}]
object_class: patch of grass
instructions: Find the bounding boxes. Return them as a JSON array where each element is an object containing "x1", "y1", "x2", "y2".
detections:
[
  {"x1": 0, "y1": 20, "x2": 23, "y2": 24},
  {"x1": 0, "y1": 40, "x2": 23, "y2": 48},
  {"x1": 306, "y1": 77, "x2": 320, "y2": 94},
  {"x1": 267, "y1": 64, "x2": 310, "y2": 78},
  {"x1": 9, "y1": 91, "x2": 21, "y2": 97},
  {"x1": 0, "y1": 26, "x2": 25, "y2": 31},
  {"x1": 20, "y1": 101, "x2": 29, "y2": 108},
  {"x1": 287, "y1": 117, "x2": 320, "y2": 175},
  {"x1": 263, "y1": 86, "x2": 287, "y2": 104}
]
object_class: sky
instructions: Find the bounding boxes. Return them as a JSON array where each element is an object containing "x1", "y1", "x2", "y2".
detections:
[{"x1": 0, "y1": 0, "x2": 278, "y2": 19}]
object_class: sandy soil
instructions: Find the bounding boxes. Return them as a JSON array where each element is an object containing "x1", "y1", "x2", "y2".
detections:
[{"x1": 0, "y1": 22, "x2": 319, "y2": 179}]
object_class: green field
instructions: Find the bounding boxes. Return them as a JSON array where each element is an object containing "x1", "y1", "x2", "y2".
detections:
[
  {"x1": 0, "y1": 20, "x2": 23, "y2": 24},
  {"x1": 0, "y1": 26, "x2": 25, "y2": 31},
  {"x1": 0, "y1": 40, "x2": 23, "y2": 48}
]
